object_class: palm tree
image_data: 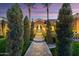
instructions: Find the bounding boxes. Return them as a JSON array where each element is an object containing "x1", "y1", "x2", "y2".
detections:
[
  {"x1": 43, "y1": 3, "x2": 49, "y2": 21},
  {"x1": 25, "y1": 3, "x2": 35, "y2": 20},
  {"x1": 42, "y1": 3, "x2": 50, "y2": 22}
]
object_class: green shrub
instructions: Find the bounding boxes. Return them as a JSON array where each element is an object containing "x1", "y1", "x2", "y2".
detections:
[
  {"x1": 0, "y1": 35, "x2": 4, "y2": 38},
  {"x1": 50, "y1": 48, "x2": 56, "y2": 56}
]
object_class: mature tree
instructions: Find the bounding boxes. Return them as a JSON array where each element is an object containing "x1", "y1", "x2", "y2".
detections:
[
  {"x1": 56, "y1": 3, "x2": 73, "y2": 56},
  {"x1": 7, "y1": 4, "x2": 23, "y2": 56},
  {"x1": 22, "y1": 16, "x2": 30, "y2": 55},
  {"x1": 43, "y1": 3, "x2": 52, "y2": 44}
]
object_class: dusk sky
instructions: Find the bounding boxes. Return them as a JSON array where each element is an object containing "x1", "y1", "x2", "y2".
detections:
[{"x1": 0, "y1": 3, "x2": 79, "y2": 20}]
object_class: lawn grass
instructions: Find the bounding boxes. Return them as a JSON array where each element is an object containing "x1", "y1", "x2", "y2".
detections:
[
  {"x1": 50, "y1": 42, "x2": 79, "y2": 56},
  {"x1": 72, "y1": 42, "x2": 79, "y2": 56},
  {"x1": 0, "y1": 38, "x2": 79, "y2": 56},
  {"x1": 0, "y1": 38, "x2": 7, "y2": 55}
]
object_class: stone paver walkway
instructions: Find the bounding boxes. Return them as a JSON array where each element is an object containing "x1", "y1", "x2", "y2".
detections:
[
  {"x1": 25, "y1": 30, "x2": 52, "y2": 56},
  {"x1": 25, "y1": 41, "x2": 52, "y2": 56}
]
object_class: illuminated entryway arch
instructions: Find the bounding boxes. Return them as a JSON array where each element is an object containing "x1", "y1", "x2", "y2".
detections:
[{"x1": 33, "y1": 18, "x2": 46, "y2": 34}]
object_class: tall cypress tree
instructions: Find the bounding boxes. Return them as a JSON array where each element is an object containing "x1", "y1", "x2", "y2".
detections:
[
  {"x1": 7, "y1": 4, "x2": 23, "y2": 56},
  {"x1": 56, "y1": 3, "x2": 73, "y2": 56},
  {"x1": 30, "y1": 19, "x2": 34, "y2": 41},
  {"x1": 22, "y1": 16, "x2": 30, "y2": 55}
]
